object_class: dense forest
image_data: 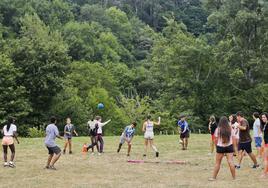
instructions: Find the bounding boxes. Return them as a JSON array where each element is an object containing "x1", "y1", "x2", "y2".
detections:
[{"x1": 1, "y1": 0, "x2": 268, "y2": 136}]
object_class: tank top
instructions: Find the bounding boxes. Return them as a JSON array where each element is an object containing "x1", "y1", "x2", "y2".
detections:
[{"x1": 145, "y1": 121, "x2": 154, "y2": 133}]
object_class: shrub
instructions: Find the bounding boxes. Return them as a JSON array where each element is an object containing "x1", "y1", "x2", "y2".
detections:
[{"x1": 28, "y1": 127, "x2": 45, "y2": 138}]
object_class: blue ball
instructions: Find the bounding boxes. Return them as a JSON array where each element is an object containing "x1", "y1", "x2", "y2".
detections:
[{"x1": 97, "y1": 103, "x2": 104, "y2": 109}]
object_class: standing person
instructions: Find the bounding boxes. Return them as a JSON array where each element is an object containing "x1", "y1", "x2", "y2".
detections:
[
  {"x1": 209, "y1": 116, "x2": 236, "y2": 181},
  {"x1": 63, "y1": 117, "x2": 78, "y2": 154},
  {"x1": 87, "y1": 119, "x2": 97, "y2": 154},
  {"x1": 252, "y1": 112, "x2": 262, "y2": 158},
  {"x1": 95, "y1": 116, "x2": 111, "y2": 155},
  {"x1": 229, "y1": 114, "x2": 239, "y2": 157},
  {"x1": 208, "y1": 115, "x2": 217, "y2": 155},
  {"x1": 117, "y1": 122, "x2": 137, "y2": 156},
  {"x1": 235, "y1": 111, "x2": 259, "y2": 169},
  {"x1": 143, "y1": 115, "x2": 160, "y2": 157},
  {"x1": 1, "y1": 117, "x2": 19, "y2": 167},
  {"x1": 261, "y1": 112, "x2": 268, "y2": 178},
  {"x1": 178, "y1": 115, "x2": 190, "y2": 150},
  {"x1": 44, "y1": 116, "x2": 63, "y2": 170}
]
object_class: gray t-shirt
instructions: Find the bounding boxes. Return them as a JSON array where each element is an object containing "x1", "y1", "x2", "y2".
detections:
[{"x1": 45, "y1": 124, "x2": 59, "y2": 147}]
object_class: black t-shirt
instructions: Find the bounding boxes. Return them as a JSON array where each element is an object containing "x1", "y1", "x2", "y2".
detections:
[
  {"x1": 263, "y1": 123, "x2": 268, "y2": 144},
  {"x1": 210, "y1": 122, "x2": 217, "y2": 135}
]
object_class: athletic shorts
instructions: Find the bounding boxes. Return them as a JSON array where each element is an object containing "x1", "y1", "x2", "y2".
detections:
[
  {"x1": 144, "y1": 132, "x2": 154, "y2": 140},
  {"x1": 47, "y1": 146, "x2": 61, "y2": 155},
  {"x1": 254, "y1": 137, "x2": 262, "y2": 148},
  {"x1": 180, "y1": 131, "x2": 189, "y2": 139},
  {"x1": 64, "y1": 135, "x2": 72, "y2": 140},
  {"x1": 238, "y1": 141, "x2": 252, "y2": 153},
  {"x1": 120, "y1": 136, "x2": 132, "y2": 144},
  {"x1": 2, "y1": 136, "x2": 14, "y2": 145},
  {"x1": 216, "y1": 144, "x2": 234, "y2": 154}
]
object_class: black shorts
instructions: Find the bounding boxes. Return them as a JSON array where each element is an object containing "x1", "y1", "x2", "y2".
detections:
[
  {"x1": 238, "y1": 141, "x2": 252, "y2": 153},
  {"x1": 180, "y1": 131, "x2": 189, "y2": 139},
  {"x1": 47, "y1": 146, "x2": 61, "y2": 155},
  {"x1": 216, "y1": 145, "x2": 234, "y2": 153}
]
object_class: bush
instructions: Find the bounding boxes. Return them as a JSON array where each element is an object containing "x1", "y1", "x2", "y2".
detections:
[{"x1": 28, "y1": 127, "x2": 45, "y2": 138}]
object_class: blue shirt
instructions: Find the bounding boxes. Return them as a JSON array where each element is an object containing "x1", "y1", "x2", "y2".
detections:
[
  {"x1": 178, "y1": 120, "x2": 189, "y2": 133},
  {"x1": 45, "y1": 124, "x2": 59, "y2": 147},
  {"x1": 124, "y1": 125, "x2": 135, "y2": 138}
]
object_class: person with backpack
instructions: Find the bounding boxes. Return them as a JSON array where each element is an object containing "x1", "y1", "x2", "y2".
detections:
[
  {"x1": 1, "y1": 117, "x2": 19, "y2": 168},
  {"x1": 87, "y1": 116, "x2": 111, "y2": 155}
]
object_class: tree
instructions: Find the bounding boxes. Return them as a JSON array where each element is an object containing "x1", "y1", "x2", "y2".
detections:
[
  {"x1": 0, "y1": 54, "x2": 31, "y2": 124},
  {"x1": 11, "y1": 14, "x2": 70, "y2": 125}
]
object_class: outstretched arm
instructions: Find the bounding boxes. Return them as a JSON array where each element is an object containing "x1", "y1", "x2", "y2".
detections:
[
  {"x1": 99, "y1": 119, "x2": 111, "y2": 127},
  {"x1": 153, "y1": 117, "x2": 161, "y2": 126}
]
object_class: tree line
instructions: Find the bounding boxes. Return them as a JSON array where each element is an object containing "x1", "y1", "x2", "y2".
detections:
[{"x1": 0, "y1": 0, "x2": 268, "y2": 136}]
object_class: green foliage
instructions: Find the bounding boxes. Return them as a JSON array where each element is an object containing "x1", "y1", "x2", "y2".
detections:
[
  {"x1": 0, "y1": 54, "x2": 31, "y2": 124},
  {"x1": 1, "y1": 0, "x2": 268, "y2": 136},
  {"x1": 28, "y1": 127, "x2": 45, "y2": 138}
]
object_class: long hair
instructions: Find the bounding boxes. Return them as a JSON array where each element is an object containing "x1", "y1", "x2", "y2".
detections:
[
  {"x1": 218, "y1": 116, "x2": 231, "y2": 144},
  {"x1": 230, "y1": 114, "x2": 237, "y2": 125},
  {"x1": 261, "y1": 112, "x2": 268, "y2": 130},
  {"x1": 6, "y1": 117, "x2": 14, "y2": 132}
]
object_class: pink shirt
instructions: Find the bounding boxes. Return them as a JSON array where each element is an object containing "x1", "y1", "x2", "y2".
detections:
[{"x1": 214, "y1": 127, "x2": 235, "y2": 147}]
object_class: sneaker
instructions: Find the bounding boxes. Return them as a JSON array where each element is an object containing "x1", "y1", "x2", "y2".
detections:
[
  {"x1": 63, "y1": 149, "x2": 66, "y2": 154},
  {"x1": 44, "y1": 166, "x2": 50, "y2": 169},
  {"x1": 208, "y1": 178, "x2": 216, "y2": 181},
  {"x1": 252, "y1": 164, "x2": 259, "y2": 169},
  {"x1": 127, "y1": 154, "x2": 130, "y2": 157},
  {"x1": 9, "y1": 161, "x2": 15, "y2": 168},
  {"x1": 4, "y1": 162, "x2": 9, "y2": 167},
  {"x1": 69, "y1": 151, "x2": 72, "y2": 154},
  {"x1": 117, "y1": 148, "x2": 120, "y2": 153},
  {"x1": 235, "y1": 165, "x2": 240, "y2": 169},
  {"x1": 156, "y1": 152, "x2": 159, "y2": 157},
  {"x1": 98, "y1": 153, "x2": 101, "y2": 156},
  {"x1": 143, "y1": 154, "x2": 146, "y2": 157},
  {"x1": 91, "y1": 152, "x2": 95, "y2": 155},
  {"x1": 49, "y1": 166, "x2": 57, "y2": 170}
]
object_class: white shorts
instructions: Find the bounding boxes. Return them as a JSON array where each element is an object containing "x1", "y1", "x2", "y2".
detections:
[{"x1": 144, "y1": 132, "x2": 154, "y2": 140}]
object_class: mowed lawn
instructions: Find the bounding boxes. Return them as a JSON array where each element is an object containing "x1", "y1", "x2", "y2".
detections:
[{"x1": 1, "y1": 134, "x2": 268, "y2": 188}]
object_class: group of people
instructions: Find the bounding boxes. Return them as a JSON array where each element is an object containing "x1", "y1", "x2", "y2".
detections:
[
  {"x1": 2, "y1": 111, "x2": 267, "y2": 180},
  {"x1": 208, "y1": 111, "x2": 268, "y2": 180}
]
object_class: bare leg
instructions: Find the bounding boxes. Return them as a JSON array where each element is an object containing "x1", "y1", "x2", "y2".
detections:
[
  {"x1": 50, "y1": 153, "x2": 61, "y2": 167},
  {"x1": 185, "y1": 138, "x2": 188, "y2": 150},
  {"x1": 226, "y1": 153, "x2": 236, "y2": 179},
  {"x1": 127, "y1": 143, "x2": 131, "y2": 155},
  {"x1": 3, "y1": 145, "x2": 8, "y2": 162},
  {"x1": 9, "y1": 144, "x2": 15, "y2": 162},
  {"x1": 46, "y1": 154, "x2": 53, "y2": 167},
  {"x1": 237, "y1": 150, "x2": 244, "y2": 166},
  {"x1": 210, "y1": 139, "x2": 214, "y2": 153},
  {"x1": 212, "y1": 153, "x2": 224, "y2": 179},
  {"x1": 150, "y1": 140, "x2": 158, "y2": 152},
  {"x1": 248, "y1": 152, "x2": 258, "y2": 165},
  {"x1": 63, "y1": 140, "x2": 68, "y2": 153},
  {"x1": 144, "y1": 139, "x2": 148, "y2": 156},
  {"x1": 68, "y1": 139, "x2": 72, "y2": 153}
]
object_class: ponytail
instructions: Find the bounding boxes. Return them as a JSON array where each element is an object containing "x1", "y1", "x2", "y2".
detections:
[{"x1": 6, "y1": 117, "x2": 14, "y2": 132}]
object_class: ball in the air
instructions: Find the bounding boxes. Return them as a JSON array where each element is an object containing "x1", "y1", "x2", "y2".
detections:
[{"x1": 97, "y1": 103, "x2": 104, "y2": 109}]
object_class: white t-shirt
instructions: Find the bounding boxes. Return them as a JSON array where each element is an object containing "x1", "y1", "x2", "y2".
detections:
[
  {"x1": 3, "y1": 124, "x2": 17, "y2": 136},
  {"x1": 214, "y1": 127, "x2": 235, "y2": 147}
]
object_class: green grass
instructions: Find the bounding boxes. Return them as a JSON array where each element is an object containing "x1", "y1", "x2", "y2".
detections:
[{"x1": 0, "y1": 135, "x2": 268, "y2": 188}]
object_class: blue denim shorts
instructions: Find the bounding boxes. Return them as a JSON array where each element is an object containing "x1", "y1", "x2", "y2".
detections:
[{"x1": 254, "y1": 137, "x2": 262, "y2": 148}]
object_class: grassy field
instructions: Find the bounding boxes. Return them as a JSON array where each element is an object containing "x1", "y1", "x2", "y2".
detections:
[{"x1": 1, "y1": 134, "x2": 268, "y2": 188}]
